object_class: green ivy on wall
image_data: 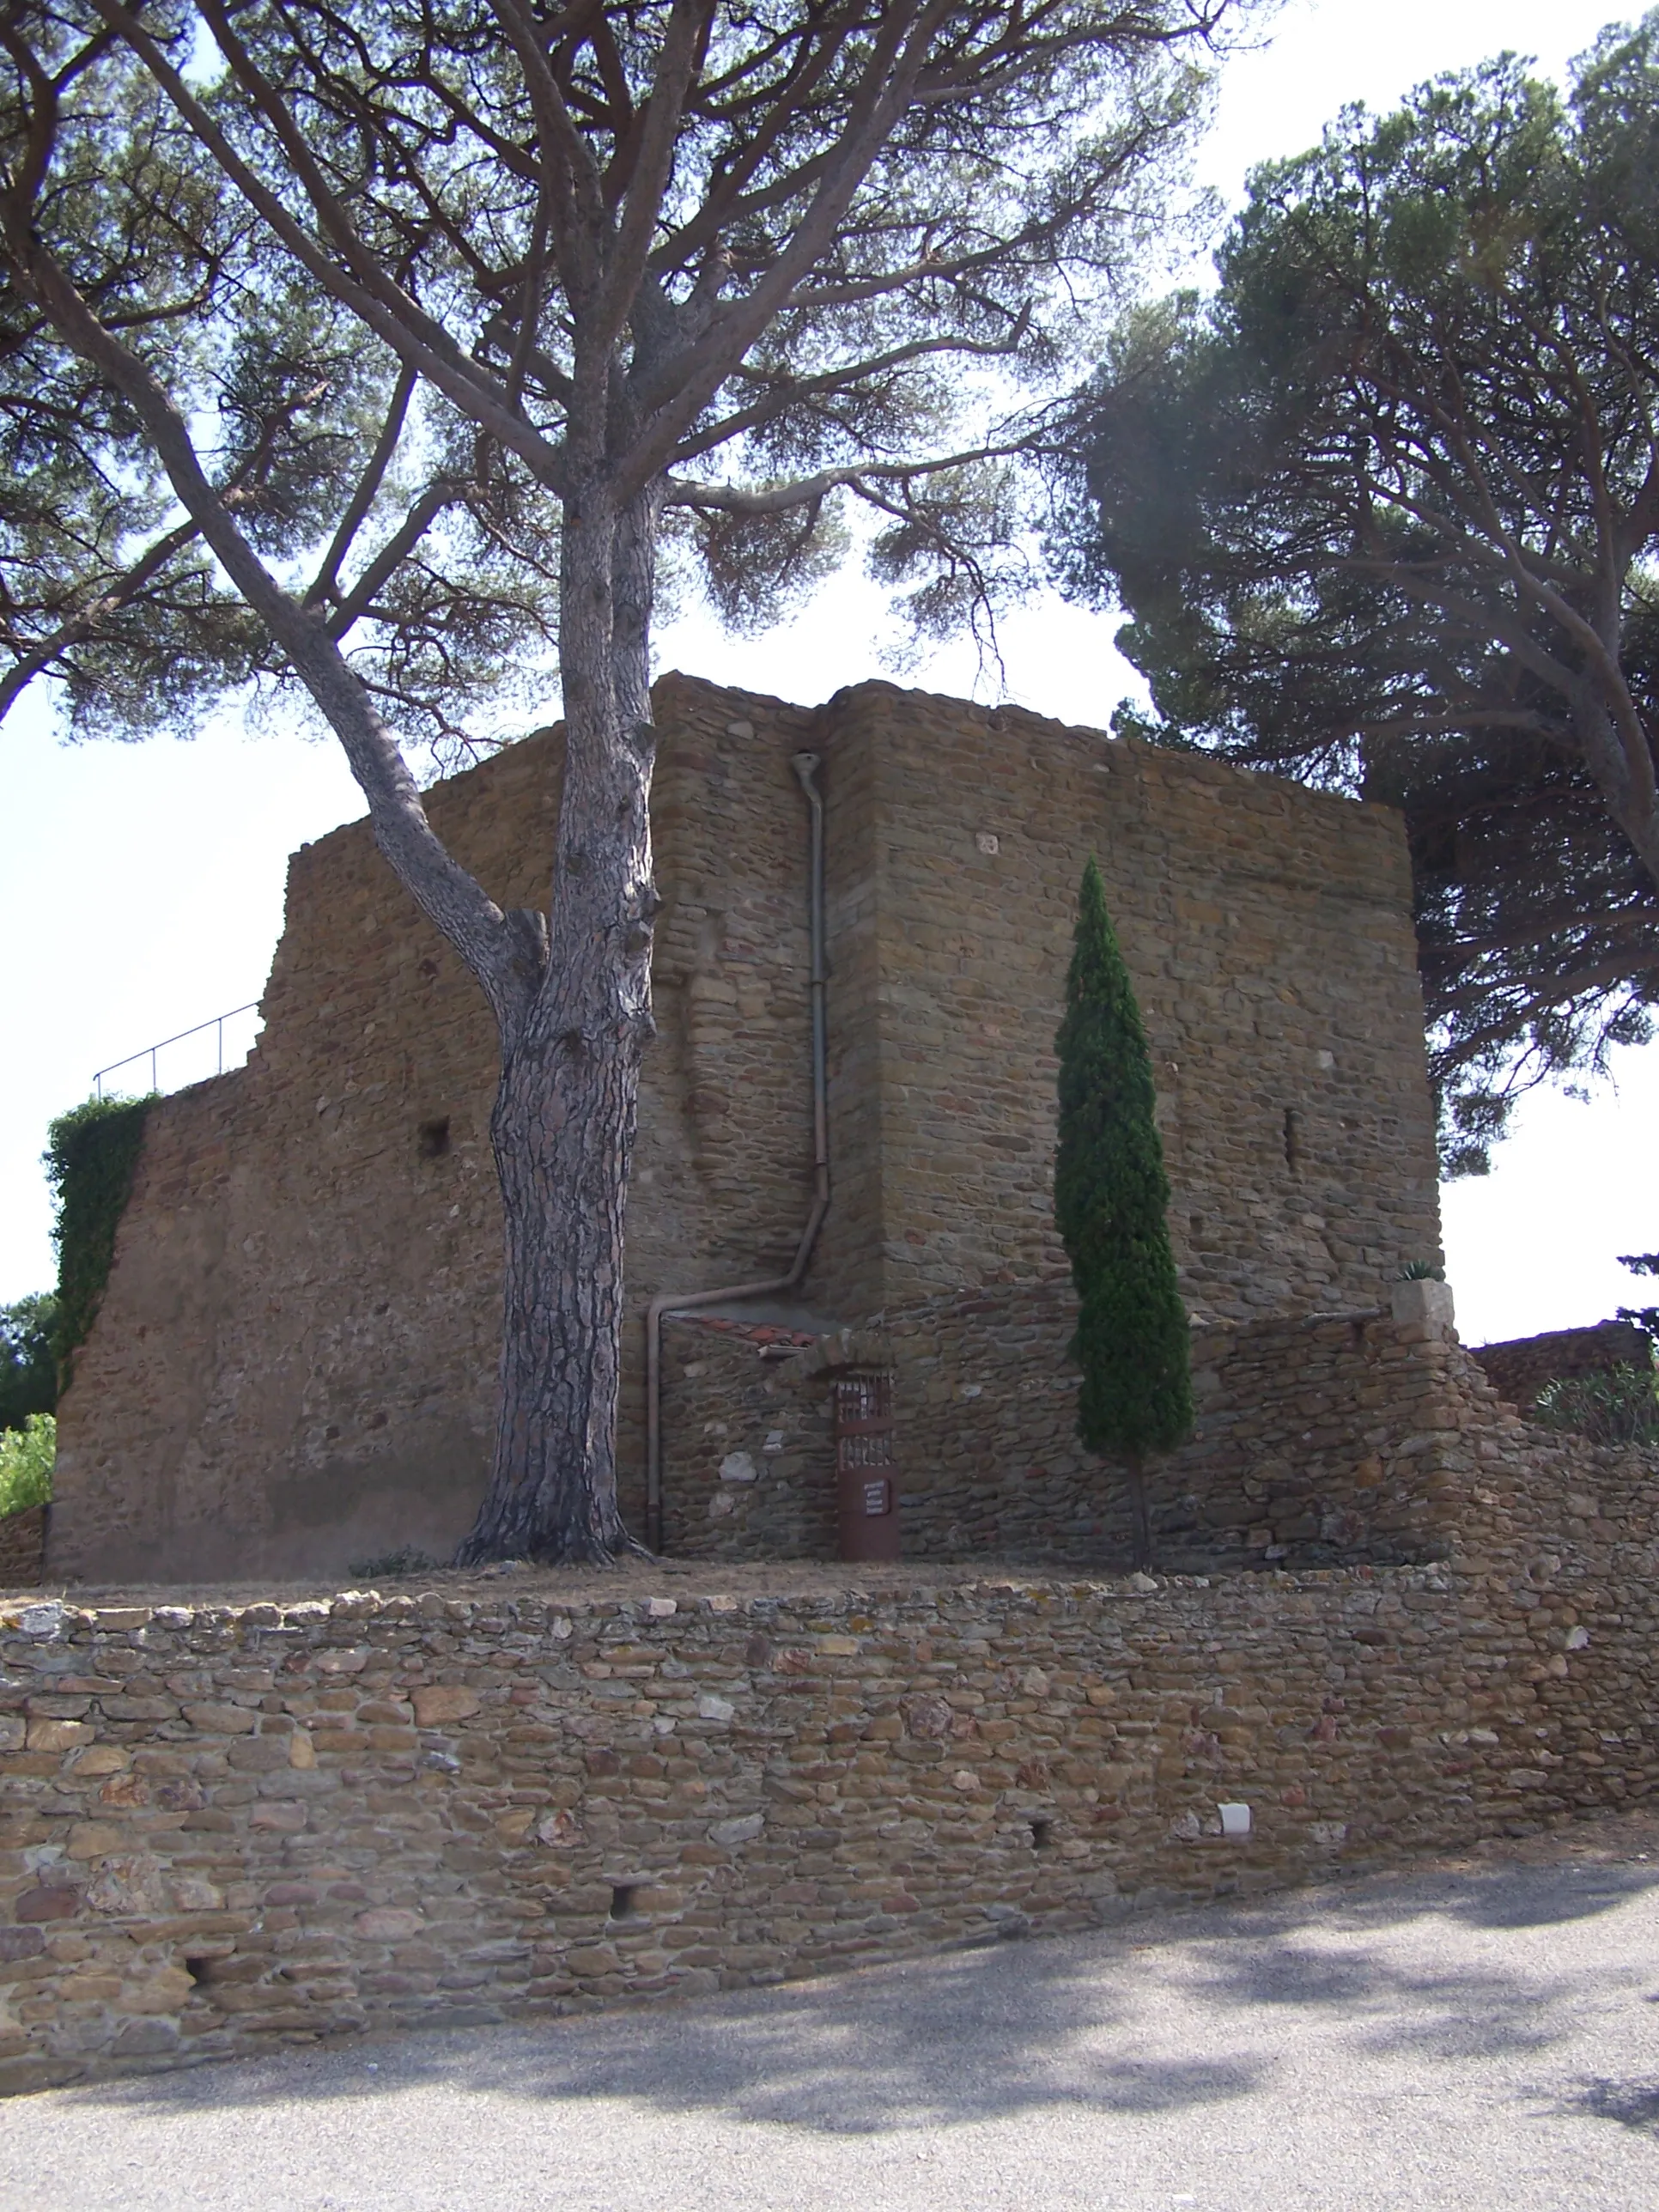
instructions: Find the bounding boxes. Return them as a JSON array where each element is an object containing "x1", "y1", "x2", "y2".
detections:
[{"x1": 46, "y1": 1095, "x2": 155, "y2": 1385}]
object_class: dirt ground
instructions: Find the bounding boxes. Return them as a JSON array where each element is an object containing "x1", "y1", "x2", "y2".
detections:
[{"x1": 5, "y1": 1552, "x2": 1091, "y2": 1613}]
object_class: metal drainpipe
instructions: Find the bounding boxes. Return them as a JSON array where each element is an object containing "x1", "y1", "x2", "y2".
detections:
[{"x1": 644, "y1": 749, "x2": 832, "y2": 1553}]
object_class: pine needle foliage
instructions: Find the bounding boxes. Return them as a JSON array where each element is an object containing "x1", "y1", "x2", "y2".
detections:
[
  {"x1": 1054, "y1": 859, "x2": 1193, "y2": 1462},
  {"x1": 1049, "y1": 27, "x2": 1659, "y2": 1170}
]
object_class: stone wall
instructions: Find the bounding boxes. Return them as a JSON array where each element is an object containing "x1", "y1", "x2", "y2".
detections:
[
  {"x1": 5, "y1": 1390, "x2": 1658, "y2": 2096},
  {"x1": 1472, "y1": 1322, "x2": 1653, "y2": 1410},
  {"x1": 51, "y1": 678, "x2": 825, "y2": 1583},
  {"x1": 825, "y1": 685, "x2": 1441, "y2": 1320},
  {"x1": 655, "y1": 1287, "x2": 1487, "y2": 1574},
  {"x1": 656, "y1": 1316, "x2": 834, "y2": 1560},
  {"x1": 51, "y1": 674, "x2": 1442, "y2": 1585},
  {"x1": 0, "y1": 1510, "x2": 45, "y2": 1591}
]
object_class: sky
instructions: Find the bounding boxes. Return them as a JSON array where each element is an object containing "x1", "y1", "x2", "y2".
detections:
[{"x1": 3, "y1": 0, "x2": 1654, "y2": 1346}]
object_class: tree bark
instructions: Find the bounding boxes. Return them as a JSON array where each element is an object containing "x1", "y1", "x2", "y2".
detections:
[
  {"x1": 1126, "y1": 1455, "x2": 1152, "y2": 1574},
  {"x1": 455, "y1": 474, "x2": 664, "y2": 1564}
]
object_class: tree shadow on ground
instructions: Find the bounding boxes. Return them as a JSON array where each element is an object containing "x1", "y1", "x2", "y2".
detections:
[
  {"x1": 49, "y1": 1854, "x2": 1659, "y2": 2133},
  {"x1": 53, "y1": 1931, "x2": 1270, "y2": 2134},
  {"x1": 1174, "y1": 1858, "x2": 1659, "y2": 2061},
  {"x1": 1182, "y1": 1933, "x2": 1572, "y2": 2061},
  {"x1": 1570, "y1": 2077, "x2": 1659, "y2": 2133},
  {"x1": 1325, "y1": 1858, "x2": 1659, "y2": 1932}
]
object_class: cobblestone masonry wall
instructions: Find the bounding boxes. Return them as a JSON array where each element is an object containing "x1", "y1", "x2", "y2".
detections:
[
  {"x1": 658, "y1": 1294, "x2": 1485, "y2": 1573},
  {"x1": 51, "y1": 675, "x2": 1441, "y2": 1586},
  {"x1": 4, "y1": 1389, "x2": 1656, "y2": 2095}
]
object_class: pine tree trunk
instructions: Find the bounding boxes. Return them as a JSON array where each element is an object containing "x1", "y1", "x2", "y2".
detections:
[
  {"x1": 459, "y1": 979, "x2": 644, "y2": 1562},
  {"x1": 455, "y1": 476, "x2": 662, "y2": 1565},
  {"x1": 1126, "y1": 1455, "x2": 1152, "y2": 1573}
]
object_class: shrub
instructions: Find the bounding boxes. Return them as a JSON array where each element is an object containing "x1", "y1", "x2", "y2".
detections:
[
  {"x1": 348, "y1": 1547, "x2": 439, "y2": 1579},
  {"x1": 0, "y1": 1413, "x2": 54, "y2": 1516},
  {"x1": 1533, "y1": 1365, "x2": 1659, "y2": 1449}
]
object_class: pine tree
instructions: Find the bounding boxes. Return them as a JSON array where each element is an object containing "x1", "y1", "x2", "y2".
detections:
[{"x1": 1054, "y1": 858, "x2": 1193, "y2": 1568}]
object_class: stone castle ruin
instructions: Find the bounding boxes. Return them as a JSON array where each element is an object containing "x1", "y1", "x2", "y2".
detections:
[{"x1": 52, "y1": 674, "x2": 1446, "y2": 1583}]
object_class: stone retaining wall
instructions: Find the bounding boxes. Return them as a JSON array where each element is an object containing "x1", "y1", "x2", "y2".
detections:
[{"x1": 5, "y1": 1395, "x2": 1657, "y2": 2096}]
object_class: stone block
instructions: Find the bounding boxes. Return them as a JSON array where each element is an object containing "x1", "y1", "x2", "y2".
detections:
[
  {"x1": 111, "y1": 2017, "x2": 182, "y2": 2054},
  {"x1": 26, "y1": 1720, "x2": 91, "y2": 1753},
  {"x1": 182, "y1": 1704, "x2": 258, "y2": 1736},
  {"x1": 249, "y1": 1802, "x2": 308, "y2": 1832},
  {"x1": 412, "y1": 1686, "x2": 482, "y2": 1727},
  {"x1": 1389, "y1": 1279, "x2": 1455, "y2": 1338},
  {"x1": 355, "y1": 1909, "x2": 424, "y2": 1942},
  {"x1": 122, "y1": 1967, "x2": 195, "y2": 2016},
  {"x1": 12, "y1": 1888, "x2": 77, "y2": 1924},
  {"x1": 65, "y1": 1822, "x2": 126, "y2": 1860},
  {"x1": 708, "y1": 1814, "x2": 764, "y2": 1848}
]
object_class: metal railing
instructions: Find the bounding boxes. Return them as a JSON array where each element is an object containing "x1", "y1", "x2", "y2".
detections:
[{"x1": 92, "y1": 1003, "x2": 261, "y2": 1100}]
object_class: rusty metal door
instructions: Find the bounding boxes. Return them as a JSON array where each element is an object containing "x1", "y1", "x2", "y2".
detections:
[{"x1": 833, "y1": 1373, "x2": 900, "y2": 1561}]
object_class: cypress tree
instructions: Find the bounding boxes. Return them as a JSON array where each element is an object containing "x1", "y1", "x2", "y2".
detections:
[{"x1": 1054, "y1": 858, "x2": 1193, "y2": 1568}]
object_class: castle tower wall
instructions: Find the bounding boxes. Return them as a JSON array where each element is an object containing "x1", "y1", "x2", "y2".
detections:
[
  {"x1": 826, "y1": 682, "x2": 1439, "y2": 1317},
  {"x1": 47, "y1": 675, "x2": 1441, "y2": 1583}
]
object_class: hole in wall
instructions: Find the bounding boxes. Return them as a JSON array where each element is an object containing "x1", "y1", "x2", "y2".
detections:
[
  {"x1": 1282, "y1": 1106, "x2": 1301, "y2": 1176},
  {"x1": 1030, "y1": 1819, "x2": 1054, "y2": 1851},
  {"x1": 609, "y1": 1882, "x2": 639, "y2": 1920},
  {"x1": 184, "y1": 1955, "x2": 214, "y2": 1986},
  {"x1": 417, "y1": 1117, "x2": 452, "y2": 1159}
]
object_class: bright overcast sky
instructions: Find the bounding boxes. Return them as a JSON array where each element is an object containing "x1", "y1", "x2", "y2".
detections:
[{"x1": 3, "y1": 0, "x2": 1653, "y2": 1346}]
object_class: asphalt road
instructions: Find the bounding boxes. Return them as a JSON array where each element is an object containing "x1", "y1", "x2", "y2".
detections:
[{"x1": 9, "y1": 1847, "x2": 1659, "y2": 2212}]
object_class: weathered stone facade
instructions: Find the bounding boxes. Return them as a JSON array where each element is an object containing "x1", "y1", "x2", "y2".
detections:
[
  {"x1": 3, "y1": 1324, "x2": 1656, "y2": 2094},
  {"x1": 49, "y1": 674, "x2": 1441, "y2": 1583}
]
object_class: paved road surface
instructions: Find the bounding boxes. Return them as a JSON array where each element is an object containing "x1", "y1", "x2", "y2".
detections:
[{"x1": 8, "y1": 1848, "x2": 1659, "y2": 2210}]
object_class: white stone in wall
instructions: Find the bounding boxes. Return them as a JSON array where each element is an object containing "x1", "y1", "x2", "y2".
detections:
[
  {"x1": 1389, "y1": 1277, "x2": 1455, "y2": 1336},
  {"x1": 709, "y1": 1814, "x2": 763, "y2": 1846}
]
